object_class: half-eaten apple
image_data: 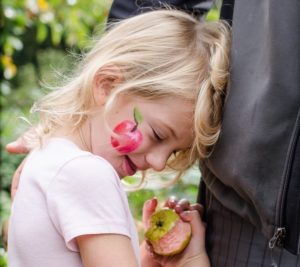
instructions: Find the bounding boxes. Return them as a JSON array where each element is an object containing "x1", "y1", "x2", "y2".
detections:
[{"x1": 145, "y1": 208, "x2": 192, "y2": 256}]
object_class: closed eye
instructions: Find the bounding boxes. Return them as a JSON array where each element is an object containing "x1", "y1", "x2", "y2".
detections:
[{"x1": 152, "y1": 128, "x2": 164, "y2": 142}]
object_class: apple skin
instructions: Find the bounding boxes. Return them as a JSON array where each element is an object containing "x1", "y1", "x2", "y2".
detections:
[
  {"x1": 111, "y1": 120, "x2": 143, "y2": 153},
  {"x1": 145, "y1": 208, "x2": 192, "y2": 256}
]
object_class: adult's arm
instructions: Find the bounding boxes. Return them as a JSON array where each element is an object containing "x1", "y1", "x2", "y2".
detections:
[{"x1": 202, "y1": 0, "x2": 300, "y2": 255}]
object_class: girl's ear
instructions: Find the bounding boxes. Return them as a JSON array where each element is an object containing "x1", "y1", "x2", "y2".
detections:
[{"x1": 92, "y1": 65, "x2": 123, "y2": 106}]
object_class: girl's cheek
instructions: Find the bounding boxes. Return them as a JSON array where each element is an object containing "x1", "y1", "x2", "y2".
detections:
[
  {"x1": 110, "y1": 107, "x2": 145, "y2": 154},
  {"x1": 110, "y1": 119, "x2": 143, "y2": 153}
]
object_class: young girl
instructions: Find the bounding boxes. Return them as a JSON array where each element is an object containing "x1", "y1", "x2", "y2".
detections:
[{"x1": 7, "y1": 9, "x2": 230, "y2": 267}]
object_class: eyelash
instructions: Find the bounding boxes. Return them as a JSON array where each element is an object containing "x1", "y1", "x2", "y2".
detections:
[
  {"x1": 152, "y1": 128, "x2": 163, "y2": 142},
  {"x1": 152, "y1": 128, "x2": 179, "y2": 156}
]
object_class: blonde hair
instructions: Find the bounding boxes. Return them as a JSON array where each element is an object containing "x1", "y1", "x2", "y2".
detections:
[{"x1": 28, "y1": 9, "x2": 231, "y2": 173}]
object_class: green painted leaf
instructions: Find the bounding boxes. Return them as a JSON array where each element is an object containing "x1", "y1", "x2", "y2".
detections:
[
  {"x1": 133, "y1": 107, "x2": 143, "y2": 125},
  {"x1": 50, "y1": 22, "x2": 63, "y2": 46}
]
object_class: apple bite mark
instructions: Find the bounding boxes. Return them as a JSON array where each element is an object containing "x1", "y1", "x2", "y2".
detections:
[
  {"x1": 110, "y1": 107, "x2": 144, "y2": 153},
  {"x1": 145, "y1": 208, "x2": 192, "y2": 256}
]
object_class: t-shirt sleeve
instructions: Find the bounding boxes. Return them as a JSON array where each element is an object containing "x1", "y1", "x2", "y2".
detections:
[{"x1": 46, "y1": 155, "x2": 130, "y2": 252}]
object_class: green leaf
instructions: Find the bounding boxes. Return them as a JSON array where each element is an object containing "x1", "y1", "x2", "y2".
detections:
[
  {"x1": 133, "y1": 107, "x2": 143, "y2": 125},
  {"x1": 50, "y1": 22, "x2": 63, "y2": 46},
  {"x1": 206, "y1": 8, "x2": 220, "y2": 21},
  {"x1": 37, "y1": 23, "x2": 48, "y2": 43}
]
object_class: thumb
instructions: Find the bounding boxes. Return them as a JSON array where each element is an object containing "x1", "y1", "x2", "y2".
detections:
[{"x1": 142, "y1": 198, "x2": 158, "y2": 230}]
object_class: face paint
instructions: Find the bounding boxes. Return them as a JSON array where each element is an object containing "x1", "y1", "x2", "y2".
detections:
[{"x1": 111, "y1": 107, "x2": 143, "y2": 153}]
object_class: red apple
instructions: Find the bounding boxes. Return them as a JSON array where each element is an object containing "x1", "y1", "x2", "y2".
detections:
[{"x1": 111, "y1": 119, "x2": 143, "y2": 153}]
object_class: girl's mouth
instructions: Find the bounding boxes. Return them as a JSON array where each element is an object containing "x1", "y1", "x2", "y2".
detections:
[{"x1": 123, "y1": 155, "x2": 137, "y2": 176}]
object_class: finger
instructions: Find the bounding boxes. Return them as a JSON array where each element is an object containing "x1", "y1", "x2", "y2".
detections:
[
  {"x1": 141, "y1": 241, "x2": 163, "y2": 267},
  {"x1": 180, "y1": 210, "x2": 206, "y2": 236},
  {"x1": 145, "y1": 240, "x2": 165, "y2": 264},
  {"x1": 142, "y1": 198, "x2": 158, "y2": 230},
  {"x1": 174, "y1": 198, "x2": 190, "y2": 213},
  {"x1": 145, "y1": 241, "x2": 154, "y2": 253},
  {"x1": 11, "y1": 157, "x2": 27, "y2": 200},
  {"x1": 190, "y1": 203, "x2": 204, "y2": 217},
  {"x1": 6, "y1": 137, "x2": 29, "y2": 154},
  {"x1": 164, "y1": 195, "x2": 178, "y2": 209},
  {"x1": 178, "y1": 203, "x2": 204, "y2": 221}
]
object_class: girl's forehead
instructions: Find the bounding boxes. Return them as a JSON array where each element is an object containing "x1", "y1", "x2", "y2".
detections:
[
  {"x1": 150, "y1": 97, "x2": 193, "y2": 116},
  {"x1": 111, "y1": 94, "x2": 194, "y2": 122},
  {"x1": 128, "y1": 95, "x2": 194, "y2": 108},
  {"x1": 144, "y1": 98, "x2": 194, "y2": 135}
]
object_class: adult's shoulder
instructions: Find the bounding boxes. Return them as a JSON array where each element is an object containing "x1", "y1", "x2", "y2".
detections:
[{"x1": 108, "y1": 0, "x2": 213, "y2": 21}]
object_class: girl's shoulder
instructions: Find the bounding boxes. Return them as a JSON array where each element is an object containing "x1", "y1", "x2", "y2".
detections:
[
  {"x1": 43, "y1": 138, "x2": 125, "y2": 213},
  {"x1": 24, "y1": 137, "x2": 120, "y2": 191},
  {"x1": 43, "y1": 137, "x2": 121, "y2": 189}
]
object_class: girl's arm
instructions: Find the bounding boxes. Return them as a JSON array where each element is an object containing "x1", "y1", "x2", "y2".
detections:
[{"x1": 77, "y1": 234, "x2": 139, "y2": 267}]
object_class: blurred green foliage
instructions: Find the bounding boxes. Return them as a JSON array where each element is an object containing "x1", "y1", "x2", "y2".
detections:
[{"x1": 1, "y1": 0, "x2": 110, "y2": 81}]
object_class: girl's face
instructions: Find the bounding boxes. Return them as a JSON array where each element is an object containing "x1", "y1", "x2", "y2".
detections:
[{"x1": 89, "y1": 96, "x2": 194, "y2": 178}]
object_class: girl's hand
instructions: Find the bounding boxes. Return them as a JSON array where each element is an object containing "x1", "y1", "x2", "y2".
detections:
[
  {"x1": 141, "y1": 198, "x2": 162, "y2": 267},
  {"x1": 142, "y1": 197, "x2": 210, "y2": 267}
]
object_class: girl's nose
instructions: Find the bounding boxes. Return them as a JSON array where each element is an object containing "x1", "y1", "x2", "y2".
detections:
[{"x1": 145, "y1": 150, "x2": 169, "y2": 172}]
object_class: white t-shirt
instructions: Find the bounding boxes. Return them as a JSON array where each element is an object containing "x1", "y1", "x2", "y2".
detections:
[{"x1": 8, "y1": 138, "x2": 140, "y2": 267}]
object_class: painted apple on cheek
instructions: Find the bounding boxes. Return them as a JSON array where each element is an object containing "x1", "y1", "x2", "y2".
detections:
[{"x1": 110, "y1": 107, "x2": 143, "y2": 153}]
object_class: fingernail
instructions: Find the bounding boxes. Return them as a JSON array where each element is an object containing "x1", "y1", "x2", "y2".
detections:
[
  {"x1": 145, "y1": 197, "x2": 157, "y2": 208},
  {"x1": 181, "y1": 211, "x2": 191, "y2": 220},
  {"x1": 6, "y1": 142, "x2": 16, "y2": 147},
  {"x1": 169, "y1": 195, "x2": 177, "y2": 202},
  {"x1": 145, "y1": 199, "x2": 152, "y2": 207}
]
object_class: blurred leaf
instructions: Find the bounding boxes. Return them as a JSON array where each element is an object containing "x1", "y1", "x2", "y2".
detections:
[
  {"x1": 36, "y1": 22, "x2": 48, "y2": 43},
  {"x1": 3, "y1": 42, "x2": 14, "y2": 56},
  {"x1": 0, "y1": 249, "x2": 8, "y2": 267},
  {"x1": 14, "y1": 13, "x2": 27, "y2": 27},
  {"x1": 1, "y1": 55, "x2": 17, "y2": 79},
  {"x1": 8, "y1": 36, "x2": 23, "y2": 51},
  {"x1": 0, "y1": 191, "x2": 11, "y2": 220},
  {"x1": 206, "y1": 8, "x2": 220, "y2": 21},
  {"x1": 50, "y1": 21, "x2": 63, "y2": 45}
]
